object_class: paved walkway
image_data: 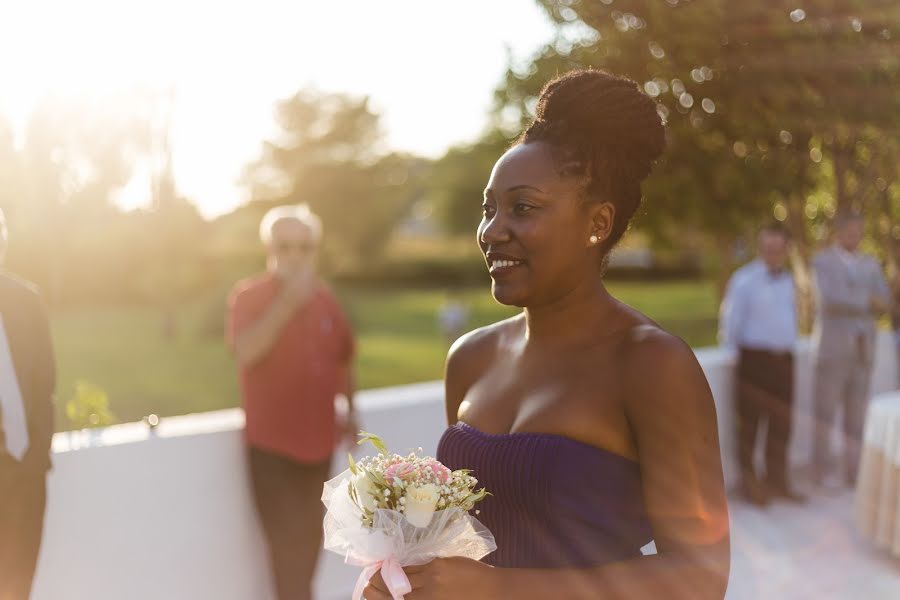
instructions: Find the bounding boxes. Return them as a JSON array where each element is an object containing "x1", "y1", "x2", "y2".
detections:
[
  {"x1": 727, "y1": 488, "x2": 900, "y2": 599},
  {"x1": 319, "y1": 487, "x2": 900, "y2": 599}
]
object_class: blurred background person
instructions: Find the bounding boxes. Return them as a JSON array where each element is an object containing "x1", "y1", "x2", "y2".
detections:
[
  {"x1": 720, "y1": 223, "x2": 805, "y2": 507},
  {"x1": 0, "y1": 208, "x2": 57, "y2": 600},
  {"x1": 227, "y1": 204, "x2": 356, "y2": 600},
  {"x1": 891, "y1": 242, "x2": 900, "y2": 388},
  {"x1": 811, "y1": 212, "x2": 890, "y2": 489},
  {"x1": 437, "y1": 289, "x2": 470, "y2": 345}
]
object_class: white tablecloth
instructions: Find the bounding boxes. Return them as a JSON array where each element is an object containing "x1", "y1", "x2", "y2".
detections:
[{"x1": 856, "y1": 391, "x2": 900, "y2": 556}]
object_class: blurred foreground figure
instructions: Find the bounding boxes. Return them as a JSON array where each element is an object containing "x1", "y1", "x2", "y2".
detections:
[
  {"x1": 0, "y1": 208, "x2": 57, "y2": 600},
  {"x1": 227, "y1": 204, "x2": 356, "y2": 600},
  {"x1": 811, "y1": 213, "x2": 889, "y2": 488},
  {"x1": 720, "y1": 224, "x2": 805, "y2": 507},
  {"x1": 890, "y1": 242, "x2": 900, "y2": 387},
  {"x1": 437, "y1": 290, "x2": 470, "y2": 345}
]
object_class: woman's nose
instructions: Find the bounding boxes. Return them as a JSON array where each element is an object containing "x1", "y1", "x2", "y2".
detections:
[{"x1": 479, "y1": 212, "x2": 511, "y2": 246}]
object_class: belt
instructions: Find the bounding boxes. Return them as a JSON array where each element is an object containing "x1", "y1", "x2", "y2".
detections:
[{"x1": 740, "y1": 346, "x2": 793, "y2": 359}]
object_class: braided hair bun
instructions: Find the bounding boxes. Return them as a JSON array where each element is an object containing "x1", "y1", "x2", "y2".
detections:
[{"x1": 518, "y1": 69, "x2": 665, "y2": 251}]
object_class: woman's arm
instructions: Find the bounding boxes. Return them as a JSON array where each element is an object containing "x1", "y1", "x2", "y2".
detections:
[{"x1": 228, "y1": 275, "x2": 315, "y2": 367}]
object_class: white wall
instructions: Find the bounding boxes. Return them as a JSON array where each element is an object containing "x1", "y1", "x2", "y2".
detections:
[
  {"x1": 31, "y1": 336, "x2": 897, "y2": 600},
  {"x1": 32, "y1": 382, "x2": 447, "y2": 600}
]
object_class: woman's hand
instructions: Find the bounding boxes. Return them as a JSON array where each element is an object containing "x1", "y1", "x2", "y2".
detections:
[{"x1": 363, "y1": 557, "x2": 499, "y2": 600}]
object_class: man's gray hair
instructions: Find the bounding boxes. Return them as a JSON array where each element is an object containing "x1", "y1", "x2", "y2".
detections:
[{"x1": 259, "y1": 204, "x2": 323, "y2": 245}]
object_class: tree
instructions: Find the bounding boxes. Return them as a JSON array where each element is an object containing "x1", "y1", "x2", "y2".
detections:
[
  {"x1": 0, "y1": 117, "x2": 25, "y2": 223},
  {"x1": 426, "y1": 132, "x2": 509, "y2": 236},
  {"x1": 244, "y1": 90, "x2": 426, "y2": 273},
  {"x1": 0, "y1": 90, "x2": 216, "y2": 310},
  {"x1": 135, "y1": 88, "x2": 209, "y2": 339},
  {"x1": 2, "y1": 92, "x2": 156, "y2": 303},
  {"x1": 487, "y1": 0, "x2": 899, "y2": 299}
]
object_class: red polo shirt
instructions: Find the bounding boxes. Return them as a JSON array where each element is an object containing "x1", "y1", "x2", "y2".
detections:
[{"x1": 227, "y1": 273, "x2": 354, "y2": 464}]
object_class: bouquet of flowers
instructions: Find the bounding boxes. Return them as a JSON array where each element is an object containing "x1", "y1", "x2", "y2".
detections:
[{"x1": 322, "y1": 432, "x2": 495, "y2": 600}]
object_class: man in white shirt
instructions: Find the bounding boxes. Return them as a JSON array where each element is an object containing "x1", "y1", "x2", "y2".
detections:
[
  {"x1": 720, "y1": 223, "x2": 805, "y2": 506},
  {"x1": 811, "y1": 212, "x2": 889, "y2": 488},
  {"x1": 0, "y1": 209, "x2": 57, "y2": 599}
]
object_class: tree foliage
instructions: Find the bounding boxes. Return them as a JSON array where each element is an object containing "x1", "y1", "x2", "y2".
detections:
[
  {"x1": 0, "y1": 92, "x2": 209, "y2": 308},
  {"x1": 426, "y1": 131, "x2": 509, "y2": 236},
  {"x1": 243, "y1": 90, "x2": 428, "y2": 272},
  {"x1": 429, "y1": 0, "x2": 898, "y2": 298}
]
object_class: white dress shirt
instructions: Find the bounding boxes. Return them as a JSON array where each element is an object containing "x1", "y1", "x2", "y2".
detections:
[
  {"x1": 836, "y1": 246, "x2": 857, "y2": 266},
  {"x1": 719, "y1": 259, "x2": 798, "y2": 353},
  {"x1": 0, "y1": 314, "x2": 29, "y2": 460}
]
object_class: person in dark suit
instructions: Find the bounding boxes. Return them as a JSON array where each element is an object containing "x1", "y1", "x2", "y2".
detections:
[{"x1": 0, "y1": 208, "x2": 57, "y2": 599}]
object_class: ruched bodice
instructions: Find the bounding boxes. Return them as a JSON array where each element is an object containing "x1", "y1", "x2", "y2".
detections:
[{"x1": 436, "y1": 422, "x2": 653, "y2": 568}]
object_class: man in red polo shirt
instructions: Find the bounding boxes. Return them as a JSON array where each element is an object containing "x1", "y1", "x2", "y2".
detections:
[{"x1": 227, "y1": 204, "x2": 356, "y2": 600}]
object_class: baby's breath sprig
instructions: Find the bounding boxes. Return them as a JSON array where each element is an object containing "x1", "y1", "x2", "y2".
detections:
[{"x1": 347, "y1": 431, "x2": 489, "y2": 528}]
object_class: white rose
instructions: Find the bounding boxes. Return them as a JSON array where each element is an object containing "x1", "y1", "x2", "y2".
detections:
[
  {"x1": 352, "y1": 470, "x2": 378, "y2": 513},
  {"x1": 404, "y1": 483, "x2": 441, "y2": 528}
]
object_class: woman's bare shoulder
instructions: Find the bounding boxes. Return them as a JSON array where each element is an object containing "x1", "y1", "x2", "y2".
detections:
[
  {"x1": 616, "y1": 322, "x2": 715, "y2": 424},
  {"x1": 447, "y1": 314, "x2": 522, "y2": 376},
  {"x1": 443, "y1": 314, "x2": 523, "y2": 422},
  {"x1": 620, "y1": 323, "x2": 698, "y2": 376}
]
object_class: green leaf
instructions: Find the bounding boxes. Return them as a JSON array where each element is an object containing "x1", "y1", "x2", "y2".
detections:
[
  {"x1": 348, "y1": 452, "x2": 358, "y2": 475},
  {"x1": 357, "y1": 431, "x2": 389, "y2": 455},
  {"x1": 369, "y1": 470, "x2": 388, "y2": 488},
  {"x1": 464, "y1": 488, "x2": 490, "y2": 506}
]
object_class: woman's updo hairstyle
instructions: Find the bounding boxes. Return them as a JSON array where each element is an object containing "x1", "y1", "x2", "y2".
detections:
[{"x1": 517, "y1": 69, "x2": 665, "y2": 254}]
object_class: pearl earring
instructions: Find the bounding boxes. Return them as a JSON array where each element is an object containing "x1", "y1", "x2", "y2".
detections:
[{"x1": 589, "y1": 235, "x2": 599, "y2": 244}]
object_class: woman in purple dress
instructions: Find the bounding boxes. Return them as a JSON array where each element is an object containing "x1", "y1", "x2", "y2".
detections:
[{"x1": 366, "y1": 69, "x2": 730, "y2": 599}]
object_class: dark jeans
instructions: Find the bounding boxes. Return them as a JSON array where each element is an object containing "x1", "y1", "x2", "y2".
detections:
[
  {"x1": 248, "y1": 447, "x2": 331, "y2": 600},
  {"x1": 0, "y1": 467, "x2": 47, "y2": 600},
  {"x1": 736, "y1": 348, "x2": 795, "y2": 490}
]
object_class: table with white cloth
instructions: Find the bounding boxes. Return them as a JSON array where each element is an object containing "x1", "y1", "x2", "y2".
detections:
[{"x1": 856, "y1": 391, "x2": 900, "y2": 557}]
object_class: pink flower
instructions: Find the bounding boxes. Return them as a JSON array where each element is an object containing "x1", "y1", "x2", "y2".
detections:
[
  {"x1": 385, "y1": 462, "x2": 416, "y2": 481},
  {"x1": 426, "y1": 460, "x2": 452, "y2": 484}
]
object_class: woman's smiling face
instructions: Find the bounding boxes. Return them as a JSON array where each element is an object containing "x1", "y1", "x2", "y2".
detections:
[{"x1": 478, "y1": 142, "x2": 613, "y2": 308}]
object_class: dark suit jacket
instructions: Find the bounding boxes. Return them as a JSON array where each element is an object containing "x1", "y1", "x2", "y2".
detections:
[{"x1": 0, "y1": 271, "x2": 56, "y2": 473}]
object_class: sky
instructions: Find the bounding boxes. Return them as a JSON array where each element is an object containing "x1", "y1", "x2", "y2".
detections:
[{"x1": 0, "y1": 0, "x2": 557, "y2": 218}]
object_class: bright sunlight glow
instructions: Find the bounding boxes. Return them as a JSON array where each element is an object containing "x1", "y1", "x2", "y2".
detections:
[{"x1": 0, "y1": 0, "x2": 555, "y2": 218}]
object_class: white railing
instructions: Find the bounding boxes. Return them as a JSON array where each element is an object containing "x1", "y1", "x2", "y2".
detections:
[{"x1": 32, "y1": 335, "x2": 898, "y2": 600}]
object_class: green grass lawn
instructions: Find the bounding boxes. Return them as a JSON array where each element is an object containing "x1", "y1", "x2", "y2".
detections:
[{"x1": 51, "y1": 281, "x2": 718, "y2": 431}]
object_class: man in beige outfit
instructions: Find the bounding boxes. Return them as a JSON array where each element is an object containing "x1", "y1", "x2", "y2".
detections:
[{"x1": 811, "y1": 213, "x2": 889, "y2": 488}]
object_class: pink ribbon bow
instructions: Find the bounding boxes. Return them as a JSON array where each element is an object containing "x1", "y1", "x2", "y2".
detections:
[{"x1": 352, "y1": 555, "x2": 411, "y2": 600}]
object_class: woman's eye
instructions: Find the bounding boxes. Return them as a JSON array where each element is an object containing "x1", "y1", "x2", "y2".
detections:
[
  {"x1": 482, "y1": 204, "x2": 496, "y2": 217},
  {"x1": 514, "y1": 203, "x2": 534, "y2": 214}
]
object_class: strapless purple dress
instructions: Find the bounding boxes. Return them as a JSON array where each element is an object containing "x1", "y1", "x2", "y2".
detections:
[{"x1": 436, "y1": 422, "x2": 653, "y2": 568}]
